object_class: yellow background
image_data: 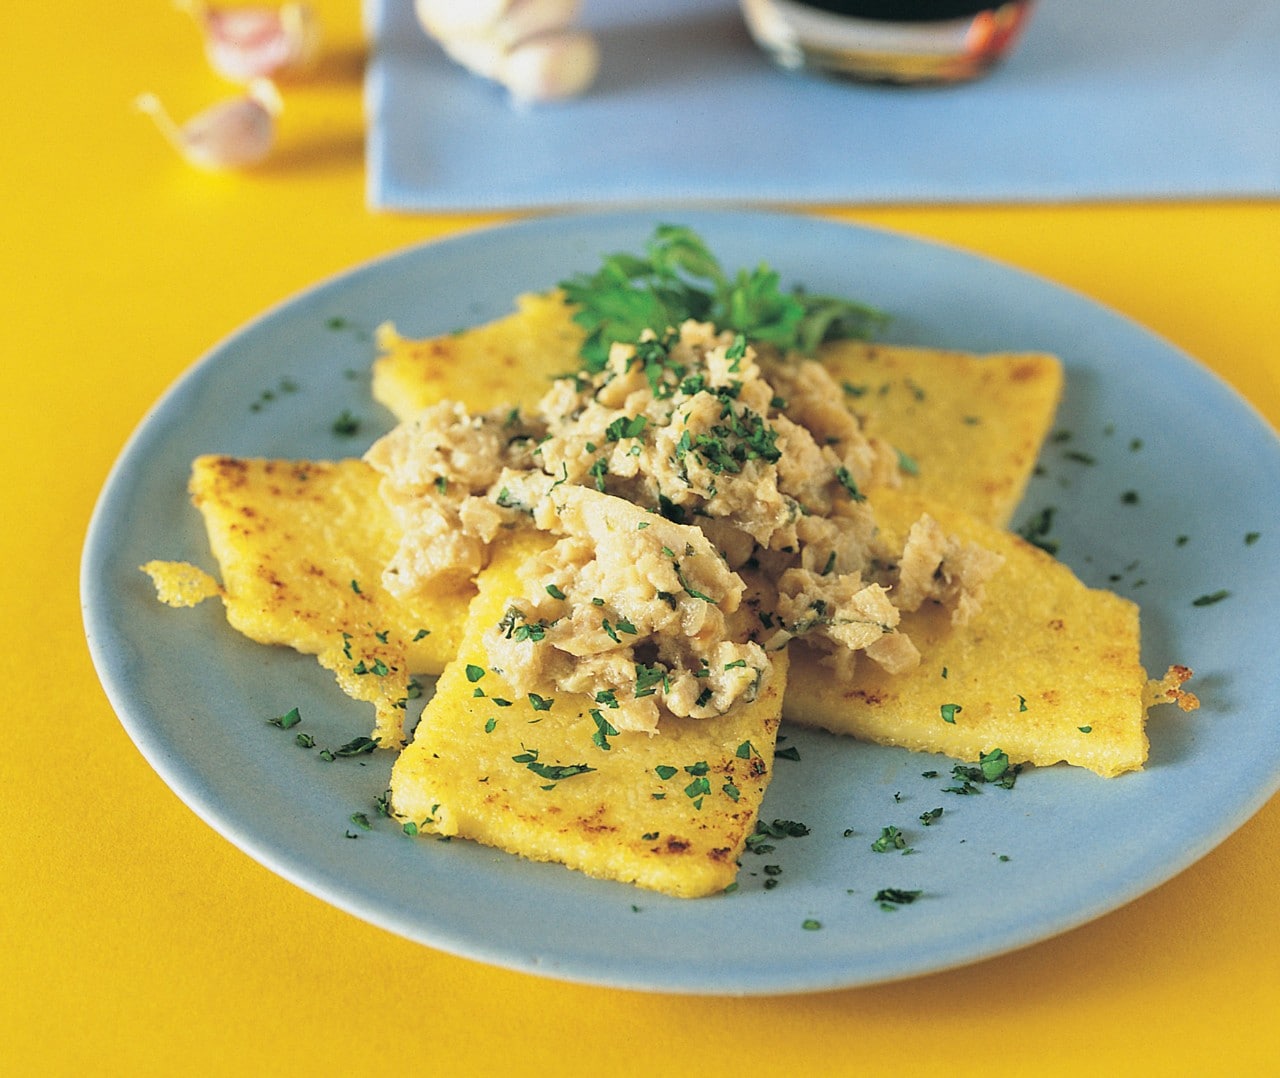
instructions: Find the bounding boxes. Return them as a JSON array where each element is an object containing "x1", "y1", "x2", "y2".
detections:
[{"x1": 4, "y1": 3, "x2": 1278, "y2": 1075}]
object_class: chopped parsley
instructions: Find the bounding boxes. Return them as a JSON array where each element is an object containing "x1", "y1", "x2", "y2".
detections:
[
  {"x1": 1016, "y1": 506, "x2": 1059, "y2": 555},
  {"x1": 331, "y1": 410, "x2": 361, "y2": 437},
  {"x1": 683, "y1": 775, "x2": 712, "y2": 805},
  {"x1": 940, "y1": 748, "x2": 1021, "y2": 793},
  {"x1": 871, "y1": 826, "x2": 911, "y2": 854},
  {"x1": 834, "y1": 466, "x2": 866, "y2": 502},
  {"x1": 875, "y1": 888, "x2": 922, "y2": 910},
  {"x1": 745, "y1": 818, "x2": 810, "y2": 855},
  {"x1": 333, "y1": 735, "x2": 379, "y2": 757},
  {"x1": 672, "y1": 560, "x2": 715, "y2": 603},
  {"x1": 558, "y1": 224, "x2": 887, "y2": 371},
  {"x1": 511, "y1": 745, "x2": 596, "y2": 783},
  {"x1": 590, "y1": 710, "x2": 619, "y2": 750},
  {"x1": 979, "y1": 747, "x2": 1012, "y2": 783},
  {"x1": 634, "y1": 663, "x2": 668, "y2": 698},
  {"x1": 498, "y1": 606, "x2": 554, "y2": 642},
  {"x1": 605, "y1": 414, "x2": 649, "y2": 442},
  {"x1": 267, "y1": 706, "x2": 302, "y2": 729}
]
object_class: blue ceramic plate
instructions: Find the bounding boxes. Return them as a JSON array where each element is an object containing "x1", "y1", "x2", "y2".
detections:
[{"x1": 83, "y1": 211, "x2": 1280, "y2": 994}]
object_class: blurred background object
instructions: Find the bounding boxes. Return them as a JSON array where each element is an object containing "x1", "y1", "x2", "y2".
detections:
[
  {"x1": 414, "y1": 0, "x2": 601, "y2": 104},
  {"x1": 176, "y1": 1, "x2": 320, "y2": 82},
  {"x1": 739, "y1": 0, "x2": 1034, "y2": 84},
  {"x1": 134, "y1": 78, "x2": 282, "y2": 169}
]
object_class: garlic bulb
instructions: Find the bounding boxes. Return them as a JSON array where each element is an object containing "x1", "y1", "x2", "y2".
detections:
[
  {"x1": 415, "y1": 0, "x2": 599, "y2": 103},
  {"x1": 136, "y1": 79, "x2": 282, "y2": 170},
  {"x1": 177, "y1": 1, "x2": 320, "y2": 82}
]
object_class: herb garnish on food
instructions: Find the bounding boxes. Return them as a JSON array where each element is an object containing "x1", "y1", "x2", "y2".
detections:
[{"x1": 559, "y1": 224, "x2": 887, "y2": 370}]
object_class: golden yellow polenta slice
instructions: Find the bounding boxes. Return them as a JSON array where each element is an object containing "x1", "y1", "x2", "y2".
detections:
[
  {"x1": 372, "y1": 291, "x2": 585, "y2": 422},
  {"x1": 784, "y1": 486, "x2": 1152, "y2": 777},
  {"x1": 391, "y1": 530, "x2": 787, "y2": 898},
  {"x1": 146, "y1": 455, "x2": 474, "y2": 747},
  {"x1": 821, "y1": 340, "x2": 1063, "y2": 527}
]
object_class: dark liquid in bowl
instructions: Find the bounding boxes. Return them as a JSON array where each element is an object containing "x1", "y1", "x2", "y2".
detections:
[
  {"x1": 740, "y1": 0, "x2": 1034, "y2": 84},
  {"x1": 792, "y1": 2, "x2": 1010, "y2": 20}
]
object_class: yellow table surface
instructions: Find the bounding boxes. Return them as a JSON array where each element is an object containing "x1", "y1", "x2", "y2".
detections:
[{"x1": 4, "y1": 3, "x2": 1278, "y2": 1074}]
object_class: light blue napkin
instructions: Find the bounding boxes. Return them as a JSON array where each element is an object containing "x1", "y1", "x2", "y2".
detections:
[{"x1": 365, "y1": 0, "x2": 1280, "y2": 210}]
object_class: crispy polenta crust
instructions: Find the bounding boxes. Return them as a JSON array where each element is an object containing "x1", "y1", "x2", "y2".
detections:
[
  {"x1": 141, "y1": 559, "x2": 222, "y2": 607},
  {"x1": 182, "y1": 455, "x2": 473, "y2": 745},
  {"x1": 391, "y1": 530, "x2": 787, "y2": 898},
  {"x1": 371, "y1": 291, "x2": 585, "y2": 422},
  {"x1": 819, "y1": 340, "x2": 1063, "y2": 527},
  {"x1": 784, "y1": 486, "x2": 1151, "y2": 777}
]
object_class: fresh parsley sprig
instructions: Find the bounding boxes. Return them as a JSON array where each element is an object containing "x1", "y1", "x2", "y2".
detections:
[{"x1": 559, "y1": 224, "x2": 888, "y2": 371}]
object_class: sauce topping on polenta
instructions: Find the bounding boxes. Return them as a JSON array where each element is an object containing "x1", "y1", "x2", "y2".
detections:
[{"x1": 365, "y1": 321, "x2": 1001, "y2": 731}]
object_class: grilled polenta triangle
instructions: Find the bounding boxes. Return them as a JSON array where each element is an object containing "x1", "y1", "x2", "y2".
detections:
[
  {"x1": 390, "y1": 529, "x2": 787, "y2": 898},
  {"x1": 372, "y1": 291, "x2": 584, "y2": 421},
  {"x1": 818, "y1": 340, "x2": 1063, "y2": 528},
  {"x1": 785, "y1": 487, "x2": 1164, "y2": 777},
  {"x1": 146, "y1": 455, "x2": 474, "y2": 746}
]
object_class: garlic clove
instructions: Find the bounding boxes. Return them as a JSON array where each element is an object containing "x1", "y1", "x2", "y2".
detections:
[
  {"x1": 136, "y1": 79, "x2": 282, "y2": 170},
  {"x1": 413, "y1": 0, "x2": 513, "y2": 40},
  {"x1": 177, "y1": 1, "x2": 320, "y2": 82},
  {"x1": 498, "y1": 29, "x2": 600, "y2": 103}
]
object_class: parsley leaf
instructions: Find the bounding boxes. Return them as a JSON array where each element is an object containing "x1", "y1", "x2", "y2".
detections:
[
  {"x1": 874, "y1": 888, "x2": 922, "y2": 910},
  {"x1": 559, "y1": 225, "x2": 887, "y2": 371},
  {"x1": 511, "y1": 745, "x2": 595, "y2": 782},
  {"x1": 871, "y1": 825, "x2": 910, "y2": 853}
]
